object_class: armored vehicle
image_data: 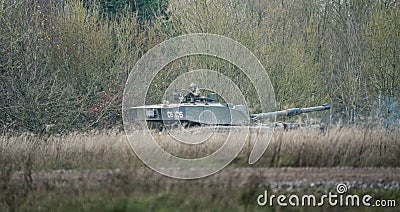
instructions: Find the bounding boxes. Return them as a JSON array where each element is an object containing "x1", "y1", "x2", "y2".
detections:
[{"x1": 128, "y1": 84, "x2": 330, "y2": 128}]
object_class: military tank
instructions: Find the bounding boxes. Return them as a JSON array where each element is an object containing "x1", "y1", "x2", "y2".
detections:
[{"x1": 128, "y1": 83, "x2": 330, "y2": 128}]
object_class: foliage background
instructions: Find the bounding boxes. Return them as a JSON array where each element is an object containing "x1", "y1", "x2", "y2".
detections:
[{"x1": 0, "y1": 0, "x2": 399, "y2": 133}]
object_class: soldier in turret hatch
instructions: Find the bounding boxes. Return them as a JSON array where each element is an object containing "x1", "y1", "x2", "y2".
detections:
[
  {"x1": 190, "y1": 83, "x2": 201, "y2": 97},
  {"x1": 184, "y1": 83, "x2": 201, "y2": 103}
]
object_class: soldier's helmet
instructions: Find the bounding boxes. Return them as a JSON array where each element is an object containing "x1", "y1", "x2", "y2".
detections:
[{"x1": 189, "y1": 83, "x2": 197, "y2": 92}]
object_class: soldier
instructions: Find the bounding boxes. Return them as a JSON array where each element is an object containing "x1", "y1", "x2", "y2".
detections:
[
  {"x1": 184, "y1": 83, "x2": 201, "y2": 103},
  {"x1": 190, "y1": 83, "x2": 200, "y2": 97}
]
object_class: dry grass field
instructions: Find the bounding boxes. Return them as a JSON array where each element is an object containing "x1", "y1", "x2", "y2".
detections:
[
  {"x1": 1, "y1": 127, "x2": 399, "y2": 211},
  {"x1": 1, "y1": 127, "x2": 399, "y2": 171}
]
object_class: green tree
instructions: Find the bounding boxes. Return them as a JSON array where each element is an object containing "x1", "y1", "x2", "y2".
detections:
[
  {"x1": 364, "y1": 2, "x2": 400, "y2": 125},
  {"x1": 86, "y1": 0, "x2": 169, "y2": 21}
]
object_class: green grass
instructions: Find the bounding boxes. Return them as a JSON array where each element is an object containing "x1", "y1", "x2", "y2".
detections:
[{"x1": 9, "y1": 186, "x2": 399, "y2": 211}]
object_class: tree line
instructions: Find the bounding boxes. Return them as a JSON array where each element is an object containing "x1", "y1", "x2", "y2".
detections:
[{"x1": 0, "y1": 0, "x2": 399, "y2": 134}]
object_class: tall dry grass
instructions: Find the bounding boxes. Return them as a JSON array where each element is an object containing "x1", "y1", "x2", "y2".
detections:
[
  {"x1": 0, "y1": 127, "x2": 399, "y2": 211},
  {"x1": 1, "y1": 127, "x2": 399, "y2": 171},
  {"x1": 253, "y1": 127, "x2": 400, "y2": 167}
]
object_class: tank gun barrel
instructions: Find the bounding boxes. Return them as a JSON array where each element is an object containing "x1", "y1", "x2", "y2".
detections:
[{"x1": 251, "y1": 104, "x2": 330, "y2": 121}]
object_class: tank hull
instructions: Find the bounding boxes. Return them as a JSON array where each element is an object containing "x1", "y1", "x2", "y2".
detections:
[{"x1": 128, "y1": 102, "x2": 249, "y2": 126}]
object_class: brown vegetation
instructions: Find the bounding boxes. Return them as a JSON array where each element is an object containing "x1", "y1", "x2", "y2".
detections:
[
  {"x1": 1, "y1": 127, "x2": 399, "y2": 171},
  {"x1": 1, "y1": 127, "x2": 399, "y2": 211}
]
